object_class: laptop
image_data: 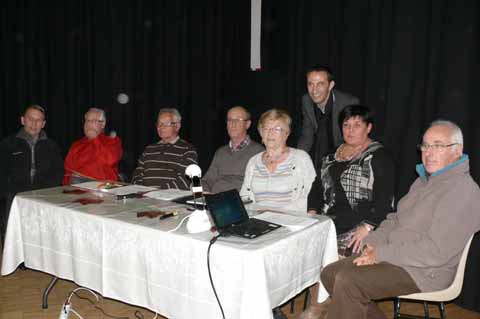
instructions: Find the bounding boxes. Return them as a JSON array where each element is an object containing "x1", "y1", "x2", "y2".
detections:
[{"x1": 204, "y1": 189, "x2": 281, "y2": 239}]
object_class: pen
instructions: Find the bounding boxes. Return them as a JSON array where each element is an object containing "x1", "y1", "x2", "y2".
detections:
[
  {"x1": 159, "y1": 212, "x2": 177, "y2": 220},
  {"x1": 117, "y1": 193, "x2": 143, "y2": 200}
]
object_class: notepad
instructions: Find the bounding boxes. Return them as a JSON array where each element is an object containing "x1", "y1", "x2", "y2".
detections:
[{"x1": 252, "y1": 212, "x2": 318, "y2": 231}]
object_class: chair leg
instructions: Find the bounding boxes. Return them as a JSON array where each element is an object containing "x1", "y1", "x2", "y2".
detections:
[
  {"x1": 289, "y1": 287, "x2": 311, "y2": 314},
  {"x1": 438, "y1": 302, "x2": 446, "y2": 319},
  {"x1": 303, "y1": 288, "x2": 310, "y2": 310},
  {"x1": 423, "y1": 301, "x2": 430, "y2": 318},
  {"x1": 393, "y1": 298, "x2": 401, "y2": 319}
]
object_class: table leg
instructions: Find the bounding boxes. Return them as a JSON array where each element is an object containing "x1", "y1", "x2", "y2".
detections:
[{"x1": 42, "y1": 276, "x2": 59, "y2": 309}]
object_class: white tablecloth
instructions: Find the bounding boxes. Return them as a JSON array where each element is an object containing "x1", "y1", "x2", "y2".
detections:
[{"x1": 2, "y1": 187, "x2": 337, "y2": 319}]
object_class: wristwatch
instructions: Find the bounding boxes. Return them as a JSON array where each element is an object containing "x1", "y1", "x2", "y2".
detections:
[{"x1": 363, "y1": 223, "x2": 374, "y2": 232}]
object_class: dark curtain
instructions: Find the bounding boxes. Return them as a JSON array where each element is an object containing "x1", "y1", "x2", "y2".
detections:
[
  {"x1": 1, "y1": 0, "x2": 480, "y2": 312},
  {"x1": 259, "y1": 0, "x2": 480, "y2": 197},
  {"x1": 0, "y1": 0, "x2": 252, "y2": 175}
]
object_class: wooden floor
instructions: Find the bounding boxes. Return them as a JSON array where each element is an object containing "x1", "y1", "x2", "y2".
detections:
[{"x1": 1, "y1": 253, "x2": 479, "y2": 318}]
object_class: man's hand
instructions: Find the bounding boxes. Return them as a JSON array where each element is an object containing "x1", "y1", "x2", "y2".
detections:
[
  {"x1": 353, "y1": 244, "x2": 377, "y2": 266},
  {"x1": 347, "y1": 224, "x2": 370, "y2": 253},
  {"x1": 307, "y1": 209, "x2": 317, "y2": 216}
]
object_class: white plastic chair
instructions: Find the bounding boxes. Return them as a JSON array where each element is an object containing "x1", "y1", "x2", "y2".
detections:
[{"x1": 393, "y1": 234, "x2": 474, "y2": 319}]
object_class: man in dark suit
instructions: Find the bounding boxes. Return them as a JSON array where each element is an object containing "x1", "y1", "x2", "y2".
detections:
[{"x1": 297, "y1": 65, "x2": 359, "y2": 169}]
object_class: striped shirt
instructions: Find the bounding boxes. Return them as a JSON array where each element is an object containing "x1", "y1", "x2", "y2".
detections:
[
  {"x1": 241, "y1": 148, "x2": 316, "y2": 212},
  {"x1": 248, "y1": 153, "x2": 295, "y2": 208},
  {"x1": 131, "y1": 138, "x2": 198, "y2": 190}
]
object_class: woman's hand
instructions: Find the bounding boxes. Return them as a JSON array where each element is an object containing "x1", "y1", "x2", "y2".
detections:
[
  {"x1": 347, "y1": 224, "x2": 370, "y2": 253},
  {"x1": 307, "y1": 209, "x2": 317, "y2": 216}
]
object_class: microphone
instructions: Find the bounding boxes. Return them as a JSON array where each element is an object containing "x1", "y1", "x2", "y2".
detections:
[
  {"x1": 185, "y1": 164, "x2": 202, "y2": 194},
  {"x1": 184, "y1": 164, "x2": 211, "y2": 233}
]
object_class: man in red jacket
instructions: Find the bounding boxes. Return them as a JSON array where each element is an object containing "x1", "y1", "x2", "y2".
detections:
[{"x1": 63, "y1": 108, "x2": 123, "y2": 184}]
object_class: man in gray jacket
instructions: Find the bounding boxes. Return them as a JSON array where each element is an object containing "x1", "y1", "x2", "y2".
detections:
[
  {"x1": 297, "y1": 65, "x2": 359, "y2": 169},
  {"x1": 300, "y1": 120, "x2": 480, "y2": 319}
]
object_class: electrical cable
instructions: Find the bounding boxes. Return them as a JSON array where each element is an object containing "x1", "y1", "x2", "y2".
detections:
[
  {"x1": 167, "y1": 214, "x2": 191, "y2": 233},
  {"x1": 207, "y1": 234, "x2": 225, "y2": 319},
  {"x1": 69, "y1": 308, "x2": 85, "y2": 319},
  {"x1": 134, "y1": 311, "x2": 145, "y2": 319},
  {"x1": 68, "y1": 287, "x2": 99, "y2": 304},
  {"x1": 71, "y1": 291, "x2": 130, "y2": 319}
]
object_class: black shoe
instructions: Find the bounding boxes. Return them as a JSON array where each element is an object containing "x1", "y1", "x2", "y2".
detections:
[{"x1": 273, "y1": 307, "x2": 288, "y2": 319}]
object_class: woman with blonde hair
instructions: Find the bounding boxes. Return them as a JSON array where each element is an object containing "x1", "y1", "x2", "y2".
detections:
[{"x1": 241, "y1": 109, "x2": 316, "y2": 213}]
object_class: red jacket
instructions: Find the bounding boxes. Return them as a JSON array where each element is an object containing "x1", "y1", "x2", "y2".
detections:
[{"x1": 63, "y1": 134, "x2": 123, "y2": 184}]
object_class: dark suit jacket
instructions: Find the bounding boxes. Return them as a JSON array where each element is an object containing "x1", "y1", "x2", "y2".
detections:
[{"x1": 297, "y1": 89, "x2": 359, "y2": 153}]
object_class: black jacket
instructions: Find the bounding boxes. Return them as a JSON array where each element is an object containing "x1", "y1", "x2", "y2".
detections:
[{"x1": 0, "y1": 130, "x2": 64, "y2": 196}]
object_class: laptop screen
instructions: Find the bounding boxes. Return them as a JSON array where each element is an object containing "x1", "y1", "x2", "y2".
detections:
[{"x1": 205, "y1": 189, "x2": 249, "y2": 229}]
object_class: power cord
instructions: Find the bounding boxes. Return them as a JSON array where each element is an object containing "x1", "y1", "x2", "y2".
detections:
[
  {"x1": 207, "y1": 234, "x2": 225, "y2": 319},
  {"x1": 167, "y1": 214, "x2": 191, "y2": 232},
  {"x1": 69, "y1": 308, "x2": 84, "y2": 319},
  {"x1": 60, "y1": 287, "x2": 98, "y2": 319},
  {"x1": 60, "y1": 287, "x2": 158, "y2": 319}
]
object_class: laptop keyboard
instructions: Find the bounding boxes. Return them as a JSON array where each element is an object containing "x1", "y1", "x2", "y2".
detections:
[{"x1": 230, "y1": 219, "x2": 276, "y2": 238}]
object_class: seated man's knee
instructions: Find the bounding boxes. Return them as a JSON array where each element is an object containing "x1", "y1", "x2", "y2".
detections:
[
  {"x1": 320, "y1": 262, "x2": 339, "y2": 291},
  {"x1": 322, "y1": 261, "x2": 362, "y2": 290}
]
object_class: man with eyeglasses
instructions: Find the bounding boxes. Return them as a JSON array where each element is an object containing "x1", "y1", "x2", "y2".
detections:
[
  {"x1": 202, "y1": 106, "x2": 263, "y2": 193},
  {"x1": 303, "y1": 120, "x2": 480, "y2": 319},
  {"x1": 0, "y1": 105, "x2": 63, "y2": 242},
  {"x1": 63, "y1": 107, "x2": 123, "y2": 184},
  {"x1": 131, "y1": 108, "x2": 198, "y2": 190}
]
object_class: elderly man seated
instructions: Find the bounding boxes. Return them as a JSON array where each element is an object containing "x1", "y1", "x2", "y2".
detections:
[
  {"x1": 202, "y1": 106, "x2": 263, "y2": 193},
  {"x1": 131, "y1": 108, "x2": 198, "y2": 190},
  {"x1": 300, "y1": 120, "x2": 480, "y2": 319},
  {"x1": 63, "y1": 108, "x2": 123, "y2": 184}
]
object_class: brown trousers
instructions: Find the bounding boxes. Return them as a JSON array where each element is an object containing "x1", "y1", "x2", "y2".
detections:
[{"x1": 321, "y1": 256, "x2": 420, "y2": 319}]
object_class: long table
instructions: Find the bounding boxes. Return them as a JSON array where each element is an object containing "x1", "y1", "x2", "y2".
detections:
[{"x1": 1, "y1": 186, "x2": 337, "y2": 319}]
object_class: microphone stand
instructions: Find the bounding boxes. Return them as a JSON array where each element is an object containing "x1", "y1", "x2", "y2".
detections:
[{"x1": 186, "y1": 176, "x2": 211, "y2": 233}]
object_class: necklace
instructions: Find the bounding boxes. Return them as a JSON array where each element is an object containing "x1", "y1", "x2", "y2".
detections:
[
  {"x1": 336, "y1": 140, "x2": 371, "y2": 162},
  {"x1": 264, "y1": 148, "x2": 289, "y2": 165}
]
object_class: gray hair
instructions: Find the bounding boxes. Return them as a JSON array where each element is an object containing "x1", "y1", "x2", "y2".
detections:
[
  {"x1": 86, "y1": 107, "x2": 107, "y2": 122},
  {"x1": 258, "y1": 108, "x2": 292, "y2": 133},
  {"x1": 428, "y1": 119, "x2": 463, "y2": 145},
  {"x1": 158, "y1": 108, "x2": 182, "y2": 123},
  {"x1": 228, "y1": 106, "x2": 251, "y2": 120}
]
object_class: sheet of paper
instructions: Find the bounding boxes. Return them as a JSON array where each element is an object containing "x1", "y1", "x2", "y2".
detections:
[
  {"x1": 253, "y1": 211, "x2": 318, "y2": 231},
  {"x1": 143, "y1": 189, "x2": 192, "y2": 201},
  {"x1": 107, "y1": 185, "x2": 157, "y2": 196},
  {"x1": 72, "y1": 181, "x2": 123, "y2": 192},
  {"x1": 72, "y1": 182, "x2": 157, "y2": 195}
]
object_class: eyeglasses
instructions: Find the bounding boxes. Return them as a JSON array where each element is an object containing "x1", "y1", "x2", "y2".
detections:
[
  {"x1": 261, "y1": 126, "x2": 286, "y2": 134},
  {"x1": 84, "y1": 119, "x2": 105, "y2": 124},
  {"x1": 157, "y1": 122, "x2": 178, "y2": 128},
  {"x1": 226, "y1": 118, "x2": 248, "y2": 125},
  {"x1": 417, "y1": 143, "x2": 458, "y2": 152}
]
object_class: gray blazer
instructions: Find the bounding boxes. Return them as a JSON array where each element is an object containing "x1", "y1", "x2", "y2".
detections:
[{"x1": 297, "y1": 90, "x2": 359, "y2": 153}]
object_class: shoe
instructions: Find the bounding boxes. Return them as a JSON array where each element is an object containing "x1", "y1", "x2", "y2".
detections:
[
  {"x1": 298, "y1": 298, "x2": 330, "y2": 319},
  {"x1": 272, "y1": 307, "x2": 288, "y2": 319}
]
